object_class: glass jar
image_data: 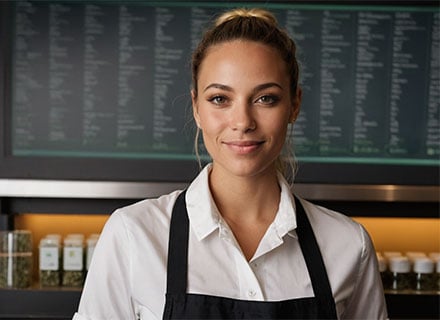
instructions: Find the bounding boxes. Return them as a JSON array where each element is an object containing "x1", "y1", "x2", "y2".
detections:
[
  {"x1": 0, "y1": 230, "x2": 33, "y2": 288},
  {"x1": 413, "y1": 257, "x2": 435, "y2": 291},
  {"x1": 62, "y1": 236, "x2": 84, "y2": 287},
  {"x1": 429, "y1": 252, "x2": 440, "y2": 261},
  {"x1": 389, "y1": 256, "x2": 412, "y2": 291},
  {"x1": 377, "y1": 253, "x2": 390, "y2": 290},
  {"x1": 39, "y1": 237, "x2": 61, "y2": 287},
  {"x1": 436, "y1": 259, "x2": 440, "y2": 292}
]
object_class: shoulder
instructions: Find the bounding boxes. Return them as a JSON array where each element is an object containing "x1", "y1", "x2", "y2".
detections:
[
  {"x1": 102, "y1": 190, "x2": 183, "y2": 243},
  {"x1": 297, "y1": 197, "x2": 374, "y2": 279},
  {"x1": 298, "y1": 197, "x2": 366, "y2": 244},
  {"x1": 114, "y1": 190, "x2": 182, "y2": 221}
]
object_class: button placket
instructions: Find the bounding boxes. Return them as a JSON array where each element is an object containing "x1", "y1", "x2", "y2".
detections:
[{"x1": 232, "y1": 248, "x2": 264, "y2": 301}]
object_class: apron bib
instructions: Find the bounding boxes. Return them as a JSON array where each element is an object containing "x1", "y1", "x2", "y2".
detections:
[{"x1": 163, "y1": 191, "x2": 337, "y2": 319}]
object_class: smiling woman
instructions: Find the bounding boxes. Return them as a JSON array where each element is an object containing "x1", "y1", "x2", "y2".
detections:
[
  {"x1": 192, "y1": 40, "x2": 299, "y2": 184},
  {"x1": 74, "y1": 8, "x2": 387, "y2": 320}
]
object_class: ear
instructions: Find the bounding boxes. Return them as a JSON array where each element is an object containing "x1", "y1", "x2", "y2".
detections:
[
  {"x1": 289, "y1": 87, "x2": 302, "y2": 123},
  {"x1": 191, "y1": 89, "x2": 201, "y2": 128}
]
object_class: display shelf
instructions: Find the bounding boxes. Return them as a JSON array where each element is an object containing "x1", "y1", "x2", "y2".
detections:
[
  {"x1": 0, "y1": 286, "x2": 438, "y2": 319},
  {"x1": 0, "y1": 286, "x2": 81, "y2": 319},
  {"x1": 385, "y1": 290, "x2": 439, "y2": 319}
]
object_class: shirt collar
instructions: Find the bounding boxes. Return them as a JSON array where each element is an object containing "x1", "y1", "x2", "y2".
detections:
[
  {"x1": 186, "y1": 164, "x2": 221, "y2": 240},
  {"x1": 186, "y1": 164, "x2": 298, "y2": 241},
  {"x1": 274, "y1": 172, "x2": 298, "y2": 240}
]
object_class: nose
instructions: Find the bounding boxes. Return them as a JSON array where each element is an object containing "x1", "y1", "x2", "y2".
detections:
[{"x1": 230, "y1": 103, "x2": 256, "y2": 132}]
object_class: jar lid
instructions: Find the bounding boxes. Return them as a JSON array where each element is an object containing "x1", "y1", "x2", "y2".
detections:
[
  {"x1": 429, "y1": 252, "x2": 440, "y2": 261},
  {"x1": 406, "y1": 252, "x2": 426, "y2": 261},
  {"x1": 383, "y1": 251, "x2": 402, "y2": 259},
  {"x1": 413, "y1": 258, "x2": 434, "y2": 273},
  {"x1": 39, "y1": 237, "x2": 60, "y2": 247},
  {"x1": 389, "y1": 256, "x2": 411, "y2": 273},
  {"x1": 64, "y1": 237, "x2": 83, "y2": 246},
  {"x1": 46, "y1": 234, "x2": 62, "y2": 241},
  {"x1": 66, "y1": 233, "x2": 85, "y2": 240}
]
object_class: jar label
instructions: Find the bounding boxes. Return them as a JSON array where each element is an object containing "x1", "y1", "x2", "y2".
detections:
[
  {"x1": 39, "y1": 247, "x2": 59, "y2": 270},
  {"x1": 63, "y1": 247, "x2": 83, "y2": 271}
]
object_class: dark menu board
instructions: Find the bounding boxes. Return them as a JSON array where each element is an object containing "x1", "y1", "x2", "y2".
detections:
[{"x1": 11, "y1": 1, "x2": 440, "y2": 166}]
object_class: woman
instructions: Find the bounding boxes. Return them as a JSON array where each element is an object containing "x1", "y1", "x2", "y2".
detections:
[{"x1": 74, "y1": 8, "x2": 387, "y2": 319}]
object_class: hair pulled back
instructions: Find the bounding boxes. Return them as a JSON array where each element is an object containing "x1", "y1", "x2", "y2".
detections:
[
  {"x1": 191, "y1": 8, "x2": 301, "y2": 182},
  {"x1": 191, "y1": 8, "x2": 300, "y2": 98}
]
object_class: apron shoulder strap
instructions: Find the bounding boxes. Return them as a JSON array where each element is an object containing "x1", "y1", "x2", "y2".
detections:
[
  {"x1": 166, "y1": 190, "x2": 188, "y2": 294},
  {"x1": 294, "y1": 196, "x2": 338, "y2": 319}
]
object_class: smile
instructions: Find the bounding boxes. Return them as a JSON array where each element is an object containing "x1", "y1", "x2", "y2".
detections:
[{"x1": 223, "y1": 140, "x2": 265, "y2": 154}]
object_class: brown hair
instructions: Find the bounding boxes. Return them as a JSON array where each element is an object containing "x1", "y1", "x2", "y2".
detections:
[{"x1": 191, "y1": 8, "x2": 300, "y2": 99}]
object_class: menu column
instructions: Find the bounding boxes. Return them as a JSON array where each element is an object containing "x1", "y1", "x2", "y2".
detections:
[
  {"x1": 152, "y1": 7, "x2": 191, "y2": 153},
  {"x1": 13, "y1": 1, "x2": 49, "y2": 152},
  {"x1": 82, "y1": 4, "x2": 119, "y2": 150},
  {"x1": 353, "y1": 11, "x2": 393, "y2": 156},
  {"x1": 116, "y1": 5, "x2": 154, "y2": 152},
  {"x1": 388, "y1": 11, "x2": 431, "y2": 156},
  {"x1": 426, "y1": 11, "x2": 440, "y2": 158},
  {"x1": 48, "y1": 3, "x2": 83, "y2": 148},
  {"x1": 319, "y1": 11, "x2": 356, "y2": 156},
  {"x1": 284, "y1": 9, "x2": 322, "y2": 156}
]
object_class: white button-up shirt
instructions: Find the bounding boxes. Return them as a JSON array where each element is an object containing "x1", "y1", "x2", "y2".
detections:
[{"x1": 74, "y1": 164, "x2": 387, "y2": 320}]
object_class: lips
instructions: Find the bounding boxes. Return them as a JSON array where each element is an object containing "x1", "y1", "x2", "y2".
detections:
[{"x1": 223, "y1": 140, "x2": 265, "y2": 154}]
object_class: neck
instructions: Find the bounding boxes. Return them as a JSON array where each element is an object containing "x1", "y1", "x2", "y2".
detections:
[
  {"x1": 208, "y1": 164, "x2": 282, "y2": 260},
  {"x1": 208, "y1": 165, "x2": 281, "y2": 222}
]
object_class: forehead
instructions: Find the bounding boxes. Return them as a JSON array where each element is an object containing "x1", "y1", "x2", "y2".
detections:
[{"x1": 198, "y1": 40, "x2": 289, "y2": 86}]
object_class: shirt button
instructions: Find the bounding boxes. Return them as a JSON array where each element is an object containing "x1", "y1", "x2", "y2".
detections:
[{"x1": 248, "y1": 290, "x2": 256, "y2": 298}]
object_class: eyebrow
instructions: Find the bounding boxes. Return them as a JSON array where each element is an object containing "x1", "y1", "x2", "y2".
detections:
[{"x1": 203, "y1": 82, "x2": 283, "y2": 93}]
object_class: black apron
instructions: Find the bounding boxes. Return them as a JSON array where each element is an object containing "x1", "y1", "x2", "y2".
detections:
[{"x1": 163, "y1": 191, "x2": 337, "y2": 319}]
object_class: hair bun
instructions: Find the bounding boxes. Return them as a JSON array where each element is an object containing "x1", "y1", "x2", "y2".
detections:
[{"x1": 215, "y1": 8, "x2": 277, "y2": 27}]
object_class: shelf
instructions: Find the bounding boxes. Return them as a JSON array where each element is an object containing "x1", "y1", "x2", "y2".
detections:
[
  {"x1": 385, "y1": 291, "x2": 439, "y2": 319},
  {"x1": 0, "y1": 287, "x2": 438, "y2": 319},
  {"x1": 0, "y1": 286, "x2": 81, "y2": 319}
]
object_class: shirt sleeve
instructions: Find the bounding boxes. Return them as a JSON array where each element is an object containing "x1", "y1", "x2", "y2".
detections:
[
  {"x1": 73, "y1": 210, "x2": 137, "y2": 320},
  {"x1": 341, "y1": 224, "x2": 388, "y2": 319}
]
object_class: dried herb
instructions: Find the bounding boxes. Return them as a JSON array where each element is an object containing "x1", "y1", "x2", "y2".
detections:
[
  {"x1": 0, "y1": 231, "x2": 33, "y2": 288},
  {"x1": 40, "y1": 270, "x2": 61, "y2": 287},
  {"x1": 62, "y1": 270, "x2": 84, "y2": 287}
]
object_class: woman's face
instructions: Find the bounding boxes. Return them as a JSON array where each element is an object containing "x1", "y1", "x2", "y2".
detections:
[{"x1": 192, "y1": 40, "x2": 301, "y2": 179}]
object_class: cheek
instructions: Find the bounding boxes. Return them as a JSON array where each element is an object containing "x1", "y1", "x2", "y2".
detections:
[
  {"x1": 199, "y1": 110, "x2": 226, "y2": 135},
  {"x1": 266, "y1": 112, "x2": 290, "y2": 134}
]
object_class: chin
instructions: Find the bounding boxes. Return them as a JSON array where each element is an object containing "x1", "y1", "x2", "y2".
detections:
[{"x1": 216, "y1": 160, "x2": 276, "y2": 179}]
